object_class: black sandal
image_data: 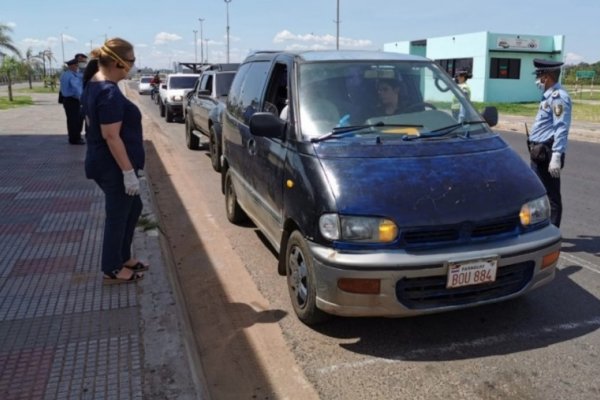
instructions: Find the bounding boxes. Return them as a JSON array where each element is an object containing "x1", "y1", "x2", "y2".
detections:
[
  {"x1": 103, "y1": 268, "x2": 144, "y2": 285},
  {"x1": 123, "y1": 261, "x2": 149, "y2": 272}
]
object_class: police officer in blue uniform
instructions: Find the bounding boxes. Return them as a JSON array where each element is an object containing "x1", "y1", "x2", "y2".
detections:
[
  {"x1": 59, "y1": 58, "x2": 85, "y2": 144},
  {"x1": 527, "y1": 58, "x2": 571, "y2": 227}
]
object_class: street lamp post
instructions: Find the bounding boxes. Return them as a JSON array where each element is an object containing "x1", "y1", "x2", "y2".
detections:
[
  {"x1": 198, "y1": 18, "x2": 205, "y2": 64},
  {"x1": 204, "y1": 39, "x2": 209, "y2": 63},
  {"x1": 60, "y1": 33, "x2": 65, "y2": 64},
  {"x1": 224, "y1": 0, "x2": 231, "y2": 63},
  {"x1": 193, "y1": 30, "x2": 198, "y2": 63}
]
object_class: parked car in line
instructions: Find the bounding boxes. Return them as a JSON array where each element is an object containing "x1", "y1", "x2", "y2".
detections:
[
  {"x1": 158, "y1": 73, "x2": 200, "y2": 122},
  {"x1": 220, "y1": 50, "x2": 562, "y2": 325},
  {"x1": 138, "y1": 75, "x2": 153, "y2": 94},
  {"x1": 184, "y1": 67, "x2": 238, "y2": 171}
]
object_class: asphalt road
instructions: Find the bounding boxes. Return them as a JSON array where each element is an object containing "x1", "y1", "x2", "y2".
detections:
[{"x1": 135, "y1": 88, "x2": 600, "y2": 400}]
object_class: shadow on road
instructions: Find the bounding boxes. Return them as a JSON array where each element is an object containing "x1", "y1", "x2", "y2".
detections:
[
  {"x1": 561, "y1": 234, "x2": 600, "y2": 257},
  {"x1": 144, "y1": 139, "x2": 287, "y2": 398},
  {"x1": 312, "y1": 264, "x2": 600, "y2": 361}
]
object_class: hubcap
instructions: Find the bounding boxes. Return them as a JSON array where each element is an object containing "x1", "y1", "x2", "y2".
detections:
[{"x1": 288, "y1": 246, "x2": 308, "y2": 308}]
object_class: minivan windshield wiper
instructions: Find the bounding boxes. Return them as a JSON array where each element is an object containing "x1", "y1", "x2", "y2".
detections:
[
  {"x1": 402, "y1": 120, "x2": 486, "y2": 141},
  {"x1": 311, "y1": 122, "x2": 423, "y2": 143}
]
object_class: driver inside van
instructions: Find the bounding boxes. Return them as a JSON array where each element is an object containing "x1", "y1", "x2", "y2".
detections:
[{"x1": 375, "y1": 78, "x2": 403, "y2": 116}]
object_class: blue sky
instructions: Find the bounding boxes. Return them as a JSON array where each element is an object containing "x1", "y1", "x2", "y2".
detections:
[{"x1": 2, "y1": 0, "x2": 599, "y2": 69}]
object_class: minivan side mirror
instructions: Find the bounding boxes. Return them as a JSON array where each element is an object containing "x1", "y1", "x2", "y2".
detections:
[
  {"x1": 249, "y1": 112, "x2": 286, "y2": 139},
  {"x1": 481, "y1": 106, "x2": 498, "y2": 127},
  {"x1": 161, "y1": 84, "x2": 167, "y2": 90}
]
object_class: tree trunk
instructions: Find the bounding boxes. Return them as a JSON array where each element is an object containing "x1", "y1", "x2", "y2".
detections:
[
  {"x1": 7, "y1": 72, "x2": 13, "y2": 102},
  {"x1": 28, "y1": 71, "x2": 33, "y2": 89}
]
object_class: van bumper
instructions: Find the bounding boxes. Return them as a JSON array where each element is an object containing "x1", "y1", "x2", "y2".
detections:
[{"x1": 308, "y1": 224, "x2": 561, "y2": 317}]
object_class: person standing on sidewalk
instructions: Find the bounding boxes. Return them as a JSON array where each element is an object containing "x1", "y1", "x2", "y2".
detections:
[
  {"x1": 81, "y1": 37, "x2": 147, "y2": 284},
  {"x1": 74, "y1": 52, "x2": 89, "y2": 73},
  {"x1": 59, "y1": 58, "x2": 85, "y2": 145},
  {"x1": 451, "y1": 70, "x2": 471, "y2": 122},
  {"x1": 527, "y1": 58, "x2": 572, "y2": 227}
]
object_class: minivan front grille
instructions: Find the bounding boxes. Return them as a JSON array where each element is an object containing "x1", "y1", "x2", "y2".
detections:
[
  {"x1": 395, "y1": 261, "x2": 534, "y2": 309},
  {"x1": 401, "y1": 216, "x2": 519, "y2": 248}
]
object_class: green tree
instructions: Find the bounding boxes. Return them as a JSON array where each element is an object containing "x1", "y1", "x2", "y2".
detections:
[
  {"x1": 0, "y1": 23, "x2": 21, "y2": 58},
  {"x1": 0, "y1": 56, "x2": 22, "y2": 101}
]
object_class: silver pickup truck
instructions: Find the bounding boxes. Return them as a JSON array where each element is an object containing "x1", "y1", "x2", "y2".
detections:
[{"x1": 184, "y1": 69, "x2": 237, "y2": 171}]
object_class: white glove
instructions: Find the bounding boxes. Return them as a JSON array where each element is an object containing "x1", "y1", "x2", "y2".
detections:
[
  {"x1": 548, "y1": 152, "x2": 562, "y2": 178},
  {"x1": 123, "y1": 169, "x2": 140, "y2": 196}
]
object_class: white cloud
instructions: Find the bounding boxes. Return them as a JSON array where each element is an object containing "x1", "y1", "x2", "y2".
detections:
[
  {"x1": 273, "y1": 30, "x2": 372, "y2": 49},
  {"x1": 21, "y1": 37, "x2": 58, "y2": 49},
  {"x1": 136, "y1": 43, "x2": 149, "y2": 48},
  {"x1": 6, "y1": 22, "x2": 17, "y2": 28},
  {"x1": 61, "y1": 34, "x2": 77, "y2": 43},
  {"x1": 565, "y1": 52, "x2": 585, "y2": 65},
  {"x1": 154, "y1": 32, "x2": 182, "y2": 45}
]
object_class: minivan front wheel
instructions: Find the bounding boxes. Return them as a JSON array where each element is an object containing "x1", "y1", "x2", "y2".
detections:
[
  {"x1": 224, "y1": 170, "x2": 247, "y2": 224},
  {"x1": 286, "y1": 231, "x2": 329, "y2": 325}
]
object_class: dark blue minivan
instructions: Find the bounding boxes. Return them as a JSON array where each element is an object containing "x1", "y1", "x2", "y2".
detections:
[{"x1": 221, "y1": 51, "x2": 561, "y2": 325}]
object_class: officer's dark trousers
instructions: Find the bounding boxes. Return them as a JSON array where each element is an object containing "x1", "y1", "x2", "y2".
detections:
[
  {"x1": 531, "y1": 156, "x2": 564, "y2": 227},
  {"x1": 94, "y1": 169, "x2": 143, "y2": 275},
  {"x1": 62, "y1": 97, "x2": 84, "y2": 143}
]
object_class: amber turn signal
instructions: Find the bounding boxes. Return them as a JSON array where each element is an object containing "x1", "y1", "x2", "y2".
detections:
[
  {"x1": 338, "y1": 278, "x2": 381, "y2": 294},
  {"x1": 541, "y1": 250, "x2": 560, "y2": 269}
]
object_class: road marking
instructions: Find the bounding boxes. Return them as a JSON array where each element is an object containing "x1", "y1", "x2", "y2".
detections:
[
  {"x1": 316, "y1": 316, "x2": 600, "y2": 375},
  {"x1": 560, "y1": 253, "x2": 600, "y2": 274}
]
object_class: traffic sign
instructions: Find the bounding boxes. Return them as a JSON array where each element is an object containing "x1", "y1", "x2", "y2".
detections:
[{"x1": 576, "y1": 70, "x2": 596, "y2": 79}]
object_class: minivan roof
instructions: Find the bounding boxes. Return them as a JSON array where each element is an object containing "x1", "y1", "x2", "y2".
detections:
[{"x1": 244, "y1": 50, "x2": 429, "y2": 63}]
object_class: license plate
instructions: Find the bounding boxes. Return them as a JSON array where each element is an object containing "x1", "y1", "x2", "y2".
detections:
[{"x1": 446, "y1": 257, "x2": 498, "y2": 288}]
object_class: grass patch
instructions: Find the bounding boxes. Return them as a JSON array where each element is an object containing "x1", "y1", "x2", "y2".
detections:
[
  {"x1": 136, "y1": 216, "x2": 160, "y2": 232},
  {"x1": 474, "y1": 101, "x2": 600, "y2": 123},
  {"x1": 0, "y1": 96, "x2": 33, "y2": 110},
  {"x1": 15, "y1": 86, "x2": 58, "y2": 94}
]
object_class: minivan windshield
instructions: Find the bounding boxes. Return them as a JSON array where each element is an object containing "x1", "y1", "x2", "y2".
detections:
[{"x1": 298, "y1": 61, "x2": 487, "y2": 140}]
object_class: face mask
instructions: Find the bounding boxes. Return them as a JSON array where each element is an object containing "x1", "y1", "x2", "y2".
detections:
[
  {"x1": 535, "y1": 78, "x2": 545, "y2": 91},
  {"x1": 78, "y1": 62, "x2": 87, "y2": 69}
]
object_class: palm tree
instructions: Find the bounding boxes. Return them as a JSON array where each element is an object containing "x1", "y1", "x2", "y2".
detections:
[
  {"x1": 0, "y1": 23, "x2": 21, "y2": 58},
  {"x1": 24, "y1": 48, "x2": 43, "y2": 89}
]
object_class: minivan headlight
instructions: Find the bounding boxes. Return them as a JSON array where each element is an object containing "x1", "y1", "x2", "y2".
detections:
[
  {"x1": 319, "y1": 214, "x2": 398, "y2": 243},
  {"x1": 171, "y1": 95, "x2": 183, "y2": 101},
  {"x1": 520, "y1": 196, "x2": 550, "y2": 226}
]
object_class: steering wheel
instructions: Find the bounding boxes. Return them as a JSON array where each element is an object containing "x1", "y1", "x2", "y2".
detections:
[{"x1": 404, "y1": 102, "x2": 437, "y2": 113}]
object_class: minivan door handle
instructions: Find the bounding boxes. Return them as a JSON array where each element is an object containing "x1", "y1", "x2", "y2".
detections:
[{"x1": 247, "y1": 138, "x2": 257, "y2": 156}]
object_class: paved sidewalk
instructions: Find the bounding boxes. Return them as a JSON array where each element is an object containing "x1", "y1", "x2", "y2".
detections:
[{"x1": 0, "y1": 89, "x2": 203, "y2": 399}]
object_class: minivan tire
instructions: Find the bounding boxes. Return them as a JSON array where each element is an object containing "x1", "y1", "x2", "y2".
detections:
[
  {"x1": 160, "y1": 101, "x2": 165, "y2": 117},
  {"x1": 225, "y1": 170, "x2": 247, "y2": 224},
  {"x1": 165, "y1": 106, "x2": 174, "y2": 122},
  {"x1": 286, "y1": 231, "x2": 329, "y2": 325}
]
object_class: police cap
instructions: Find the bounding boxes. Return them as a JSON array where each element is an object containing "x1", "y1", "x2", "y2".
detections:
[
  {"x1": 533, "y1": 58, "x2": 563, "y2": 76},
  {"x1": 74, "y1": 53, "x2": 88, "y2": 60},
  {"x1": 65, "y1": 58, "x2": 78, "y2": 66}
]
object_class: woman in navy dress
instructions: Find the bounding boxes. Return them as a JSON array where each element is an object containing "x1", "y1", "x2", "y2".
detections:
[{"x1": 81, "y1": 37, "x2": 147, "y2": 284}]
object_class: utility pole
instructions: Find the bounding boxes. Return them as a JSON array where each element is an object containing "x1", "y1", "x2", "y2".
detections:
[
  {"x1": 224, "y1": 0, "x2": 231, "y2": 63},
  {"x1": 335, "y1": 0, "x2": 340, "y2": 50},
  {"x1": 199, "y1": 18, "x2": 205, "y2": 64},
  {"x1": 193, "y1": 30, "x2": 198, "y2": 63}
]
